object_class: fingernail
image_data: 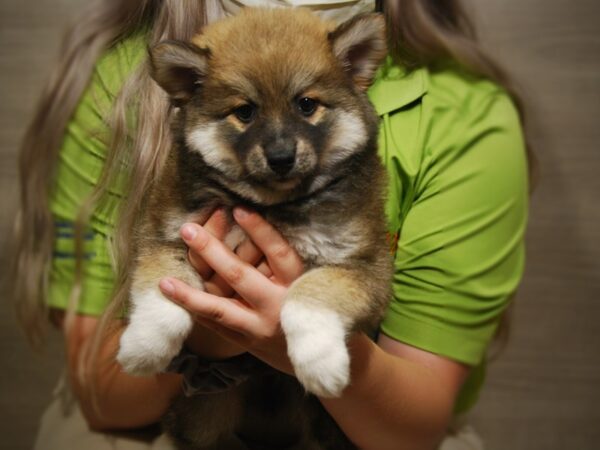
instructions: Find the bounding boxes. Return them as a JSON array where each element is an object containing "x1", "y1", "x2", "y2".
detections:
[
  {"x1": 234, "y1": 207, "x2": 250, "y2": 220},
  {"x1": 181, "y1": 224, "x2": 197, "y2": 241},
  {"x1": 159, "y1": 279, "x2": 175, "y2": 296}
]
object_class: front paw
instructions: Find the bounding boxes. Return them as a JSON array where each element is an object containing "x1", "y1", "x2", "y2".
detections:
[
  {"x1": 280, "y1": 302, "x2": 350, "y2": 398},
  {"x1": 117, "y1": 323, "x2": 184, "y2": 376},
  {"x1": 117, "y1": 289, "x2": 194, "y2": 376}
]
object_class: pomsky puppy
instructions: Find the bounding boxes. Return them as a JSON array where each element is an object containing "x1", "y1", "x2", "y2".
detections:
[{"x1": 117, "y1": 7, "x2": 392, "y2": 449}]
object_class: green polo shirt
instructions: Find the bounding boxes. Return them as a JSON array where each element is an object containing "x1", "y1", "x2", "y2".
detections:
[{"x1": 47, "y1": 35, "x2": 528, "y2": 414}]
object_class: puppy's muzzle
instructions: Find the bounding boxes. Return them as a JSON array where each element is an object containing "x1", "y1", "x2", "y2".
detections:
[{"x1": 265, "y1": 138, "x2": 296, "y2": 176}]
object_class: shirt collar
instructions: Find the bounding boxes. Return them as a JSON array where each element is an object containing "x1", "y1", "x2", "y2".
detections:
[{"x1": 368, "y1": 60, "x2": 428, "y2": 116}]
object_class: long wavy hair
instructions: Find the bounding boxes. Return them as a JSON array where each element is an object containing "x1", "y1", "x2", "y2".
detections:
[{"x1": 13, "y1": 0, "x2": 530, "y2": 354}]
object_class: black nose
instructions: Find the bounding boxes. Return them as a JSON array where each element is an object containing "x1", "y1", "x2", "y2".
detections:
[
  {"x1": 267, "y1": 152, "x2": 295, "y2": 175},
  {"x1": 265, "y1": 140, "x2": 296, "y2": 176}
]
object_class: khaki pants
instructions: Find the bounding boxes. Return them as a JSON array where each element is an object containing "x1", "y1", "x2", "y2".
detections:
[{"x1": 34, "y1": 377, "x2": 483, "y2": 450}]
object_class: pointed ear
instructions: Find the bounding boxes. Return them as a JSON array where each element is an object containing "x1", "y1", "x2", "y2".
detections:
[
  {"x1": 329, "y1": 13, "x2": 387, "y2": 91},
  {"x1": 148, "y1": 40, "x2": 210, "y2": 106}
]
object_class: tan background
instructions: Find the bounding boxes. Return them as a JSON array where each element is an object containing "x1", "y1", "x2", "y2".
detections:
[{"x1": 1, "y1": 1, "x2": 599, "y2": 449}]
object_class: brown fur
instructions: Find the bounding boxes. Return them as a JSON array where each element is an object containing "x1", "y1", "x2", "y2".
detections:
[{"x1": 120, "y1": 8, "x2": 391, "y2": 449}]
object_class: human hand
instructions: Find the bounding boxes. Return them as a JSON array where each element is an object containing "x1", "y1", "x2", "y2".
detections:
[
  {"x1": 181, "y1": 209, "x2": 246, "y2": 360},
  {"x1": 160, "y1": 208, "x2": 304, "y2": 374}
]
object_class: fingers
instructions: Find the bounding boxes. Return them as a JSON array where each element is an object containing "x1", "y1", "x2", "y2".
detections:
[
  {"x1": 160, "y1": 276, "x2": 294, "y2": 376},
  {"x1": 159, "y1": 277, "x2": 259, "y2": 335},
  {"x1": 180, "y1": 223, "x2": 285, "y2": 308},
  {"x1": 207, "y1": 237, "x2": 264, "y2": 298},
  {"x1": 207, "y1": 260, "x2": 270, "y2": 297},
  {"x1": 256, "y1": 260, "x2": 273, "y2": 279},
  {"x1": 194, "y1": 317, "x2": 248, "y2": 348},
  {"x1": 233, "y1": 208, "x2": 303, "y2": 285},
  {"x1": 236, "y1": 237, "x2": 264, "y2": 266},
  {"x1": 187, "y1": 209, "x2": 230, "y2": 279}
]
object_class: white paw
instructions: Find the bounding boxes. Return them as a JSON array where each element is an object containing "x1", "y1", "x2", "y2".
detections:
[
  {"x1": 117, "y1": 323, "x2": 182, "y2": 376},
  {"x1": 117, "y1": 289, "x2": 193, "y2": 376},
  {"x1": 280, "y1": 302, "x2": 350, "y2": 398}
]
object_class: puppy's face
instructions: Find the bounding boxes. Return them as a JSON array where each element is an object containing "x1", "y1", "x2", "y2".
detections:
[{"x1": 150, "y1": 8, "x2": 386, "y2": 204}]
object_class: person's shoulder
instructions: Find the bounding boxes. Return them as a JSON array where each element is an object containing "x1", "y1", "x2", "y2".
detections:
[
  {"x1": 424, "y1": 62, "x2": 507, "y2": 113},
  {"x1": 100, "y1": 31, "x2": 147, "y2": 71},
  {"x1": 93, "y1": 31, "x2": 148, "y2": 99},
  {"x1": 419, "y1": 64, "x2": 528, "y2": 204},
  {"x1": 369, "y1": 59, "x2": 515, "y2": 122},
  {"x1": 420, "y1": 63, "x2": 523, "y2": 163},
  {"x1": 368, "y1": 61, "x2": 427, "y2": 116}
]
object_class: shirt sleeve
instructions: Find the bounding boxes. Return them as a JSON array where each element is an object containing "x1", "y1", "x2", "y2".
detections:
[
  {"x1": 380, "y1": 91, "x2": 529, "y2": 366},
  {"x1": 47, "y1": 37, "x2": 144, "y2": 316}
]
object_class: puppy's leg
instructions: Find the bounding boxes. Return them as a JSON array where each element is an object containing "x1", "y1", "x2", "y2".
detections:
[
  {"x1": 117, "y1": 244, "x2": 199, "y2": 376},
  {"x1": 280, "y1": 265, "x2": 389, "y2": 398}
]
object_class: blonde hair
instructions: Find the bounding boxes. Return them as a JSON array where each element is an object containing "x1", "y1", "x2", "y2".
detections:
[
  {"x1": 13, "y1": 0, "x2": 208, "y2": 348},
  {"x1": 13, "y1": 0, "x2": 531, "y2": 352}
]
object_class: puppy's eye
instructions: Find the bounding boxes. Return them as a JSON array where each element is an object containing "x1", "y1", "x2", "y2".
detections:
[
  {"x1": 233, "y1": 104, "x2": 256, "y2": 123},
  {"x1": 297, "y1": 97, "x2": 319, "y2": 117}
]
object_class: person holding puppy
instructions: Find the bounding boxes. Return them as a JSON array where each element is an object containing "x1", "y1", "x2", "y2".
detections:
[{"x1": 13, "y1": 1, "x2": 530, "y2": 449}]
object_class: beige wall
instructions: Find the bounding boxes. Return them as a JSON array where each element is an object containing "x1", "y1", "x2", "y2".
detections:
[
  {"x1": 0, "y1": 2, "x2": 77, "y2": 450},
  {"x1": 1, "y1": 1, "x2": 599, "y2": 449},
  {"x1": 466, "y1": 1, "x2": 600, "y2": 448}
]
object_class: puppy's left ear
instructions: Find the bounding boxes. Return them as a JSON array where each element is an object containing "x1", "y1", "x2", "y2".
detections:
[
  {"x1": 329, "y1": 13, "x2": 387, "y2": 91},
  {"x1": 149, "y1": 40, "x2": 210, "y2": 106}
]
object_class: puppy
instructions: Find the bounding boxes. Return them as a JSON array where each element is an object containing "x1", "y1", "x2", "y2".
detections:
[{"x1": 117, "y1": 8, "x2": 391, "y2": 449}]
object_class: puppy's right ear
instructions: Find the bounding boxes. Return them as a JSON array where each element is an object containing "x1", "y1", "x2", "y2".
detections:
[
  {"x1": 329, "y1": 14, "x2": 387, "y2": 91},
  {"x1": 148, "y1": 40, "x2": 210, "y2": 106}
]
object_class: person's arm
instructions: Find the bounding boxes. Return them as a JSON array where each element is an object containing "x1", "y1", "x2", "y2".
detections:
[
  {"x1": 319, "y1": 91, "x2": 527, "y2": 448},
  {"x1": 55, "y1": 211, "x2": 246, "y2": 431},
  {"x1": 56, "y1": 312, "x2": 183, "y2": 431},
  {"x1": 159, "y1": 210, "x2": 469, "y2": 450},
  {"x1": 319, "y1": 333, "x2": 468, "y2": 450},
  {"x1": 57, "y1": 312, "x2": 245, "y2": 431}
]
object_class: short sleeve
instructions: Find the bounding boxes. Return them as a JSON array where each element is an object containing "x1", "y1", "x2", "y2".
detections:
[
  {"x1": 47, "y1": 223, "x2": 116, "y2": 316},
  {"x1": 47, "y1": 36, "x2": 145, "y2": 315},
  {"x1": 380, "y1": 92, "x2": 529, "y2": 366}
]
